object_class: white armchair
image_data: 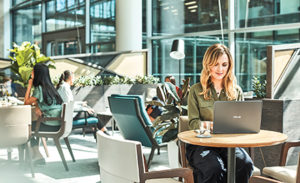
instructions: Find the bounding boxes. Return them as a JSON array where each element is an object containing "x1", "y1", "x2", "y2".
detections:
[
  {"x1": 97, "y1": 131, "x2": 194, "y2": 183},
  {"x1": 0, "y1": 105, "x2": 34, "y2": 177}
]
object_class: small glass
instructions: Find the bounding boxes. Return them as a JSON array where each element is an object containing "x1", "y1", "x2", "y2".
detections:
[{"x1": 196, "y1": 121, "x2": 212, "y2": 138}]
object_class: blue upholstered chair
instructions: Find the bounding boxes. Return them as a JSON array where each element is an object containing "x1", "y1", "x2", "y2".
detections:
[
  {"x1": 72, "y1": 111, "x2": 98, "y2": 138},
  {"x1": 108, "y1": 94, "x2": 166, "y2": 167}
]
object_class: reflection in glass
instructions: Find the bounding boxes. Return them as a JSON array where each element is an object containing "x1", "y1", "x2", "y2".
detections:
[
  {"x1": 152, "y1": 37, "x2": 221, "y2": 86},
  {"x1": 236, "y1": 0, "x2": 300, "y2": 28},
  {"x1": 13, "y1": 4, "x2": 42, "y2": 46},
  {"x1": 235, "y1": 29, "x2": 300, "y2": 92},
  {"x1": 90, "y1": 0, "x2": 116, "y2": 52},
  {"x1": 152, "y1": 0, "x2": 228, "y2": 35},
  {"x1": 46, "y1": 0, "x2": 85, "y2": 32}
]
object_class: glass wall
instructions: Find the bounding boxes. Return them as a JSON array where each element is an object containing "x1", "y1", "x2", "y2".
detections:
[
  {"x1": 235, "y1": 29, "x2": 300, "y2": 91},
  {"x1": 10, "y1": 0, "x2": 300, "y2": 93},
  {"x1": 90, "y1": 0, "x2": 116, "y2": 53},
  {"x1": 151, "y1": 0, "x2": 300, "y2": 92},
  {"x1": 236, "y1": 0, "x2": 300, "y2": 28},
  {"x1": 12, "y1": 4, "x2": 42, "y2": 46},
  {"x1": 152, "y1": 0, "x2": 228, "y2": 36},
  {"x1": 46, "y1": 0, "x2": 85, "y2": 32},
  {"x1": 152, "y1": 36, "x2": 222, "y2": 86}
]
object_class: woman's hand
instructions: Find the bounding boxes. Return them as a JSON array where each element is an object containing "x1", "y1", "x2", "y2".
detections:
[
  {"x1": 35, "y1": 106, "x2": 42, "y2": 117},
  {"x1": 28, "y1": 71, "x2": 34, "y2": 87},
  {"x1": 86, "y1": 108, "x2": 95, "y2": 115}
]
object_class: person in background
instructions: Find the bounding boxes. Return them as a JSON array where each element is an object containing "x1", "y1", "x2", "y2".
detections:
[
  {"x1": 3, "y1": 76, "x2": 17, "y2": 97},
  {"x1": 24, "y1": 63, "x2": 63, "y2": 165},
  {"x1": 56, "y1": 70, "x2": 110, "y2": 135},
  {"x1": 187, "y1": 44, "x2": 253, "y2": 182},
  {"x1": 164, "y1": 75, "x2": 183, "y2": 99}
]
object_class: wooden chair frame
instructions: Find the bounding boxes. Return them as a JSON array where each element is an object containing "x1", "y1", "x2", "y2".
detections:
[
  {"x1": 250, "y1": 141, "x2": 300, "y2": 183},
  {"x1": 32, "y1": 104, "x2": 75, "y2": 171}
]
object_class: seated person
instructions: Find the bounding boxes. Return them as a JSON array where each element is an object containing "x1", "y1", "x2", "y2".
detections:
[
  {"x1": 56, "y1": 70, "x2": 109, "y2": 135},
  {"x1": 146, "y1": 96, "x2": 163, "y2": 122},
  {"x1": 3, "y1": 76, "x2": 17, "y2": 97},
  {"x1": 187, "y1": 44, "x2": 253, "y2": 182},
  {"x1": 24, "y1": 63, "x2": 63, "y2": 164},
  {"x1": 165, "y1": 75, "x2": 182, "y2": 99}
]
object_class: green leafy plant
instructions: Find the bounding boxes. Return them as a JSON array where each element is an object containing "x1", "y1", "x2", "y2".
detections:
[
  {"x1": 252, "y1": 76, "x2": 267, "y2": 98},
  {"x1": 9, "y1": 41, "x2": 55, "y2": 87},
  {"x1": 62, "y1": 75, "x2": 160, "y2": 87},
  {"x1": 150, "y1": 78, "x2": 190, "y2": 142}
]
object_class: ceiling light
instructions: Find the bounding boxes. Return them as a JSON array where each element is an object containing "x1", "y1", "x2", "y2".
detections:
[
  {"x1": 188, "y1": 5, "x2": 198, "y2": 9},
  {"x1": 185, "y1": 1, "x2": 196, "y2": 5}
]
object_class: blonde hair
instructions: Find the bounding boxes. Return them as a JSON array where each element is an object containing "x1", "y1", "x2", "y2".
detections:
[{"x1": 200, "y1": 44, "x2": 236, "y2": 100}]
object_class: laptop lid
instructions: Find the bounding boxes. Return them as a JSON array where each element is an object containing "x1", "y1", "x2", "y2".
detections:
[{"x1": 212, "y1": 100, "x2": 262, "y2": 134}]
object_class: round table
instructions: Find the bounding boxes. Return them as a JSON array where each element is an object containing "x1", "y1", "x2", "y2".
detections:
[{"x1": 178, "y1": 130, "x2": 287, "y2": 183}]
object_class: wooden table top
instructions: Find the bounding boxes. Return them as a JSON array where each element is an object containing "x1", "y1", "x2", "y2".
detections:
[{"x1": 178, "y1": 130, "x2": 287, "y2": 148}]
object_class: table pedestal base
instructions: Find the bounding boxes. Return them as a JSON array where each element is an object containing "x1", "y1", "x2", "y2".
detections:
[{"x1": 227, "y1": 147, "x2": 236, "y2": 183}]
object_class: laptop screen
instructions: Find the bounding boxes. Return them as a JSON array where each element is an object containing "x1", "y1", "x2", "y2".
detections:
[{"x1": 212, "y1": 100, "x2": 262, "y2": 134}]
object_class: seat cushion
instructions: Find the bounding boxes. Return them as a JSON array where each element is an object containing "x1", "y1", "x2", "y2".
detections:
[
  {"x1": 252, "y1": 166, "x2": 261, "y2": 176},
  {"x1": 263, "y1": 165, "x2": 297, "y2": 183},
  {"x1": 146, "y1": 178, "x2": 181, "y2": 183},
  {"x1": 73, "y1": 117, "x2": 98, "y2": 126}
]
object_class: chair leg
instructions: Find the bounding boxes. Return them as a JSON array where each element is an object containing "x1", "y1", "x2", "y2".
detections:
[
  {"x1": 157, "y1": 147, "x2": 160, "y2": 155},
  {"x1": 147, "y1": 146, "x2": 156, "y2": 168},
  {"x1": 25, "y1": 142, "x2": 35, "y2": 178},
  {"x1": 64, "y1": 137, "x2": 75, "y2": 162},
  {"x1": 18, "y1": 145, "x2": 25, "y2": 166},
  {"x1": 7, "y1": 148, "x2": 12, "y2": 161},
  {"x1": 41, "y1": 137, "x2": 50, "y2": 157},
  {"x1": 93, "y1": 125, "x2": 97, "y2": 139},
  {"x1": 54, "y1": 138, "x2": 69, "y2": 171},
  {"x1": 83, "y1": 127, "x2": 86, "y2": 137}
]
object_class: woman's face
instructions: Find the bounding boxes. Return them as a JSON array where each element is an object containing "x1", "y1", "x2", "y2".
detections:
[
  {"x1": 209, "y1": 54, "x2": 229, "y2": 82},
  {"x1": 69, "y1": 74, "x2": 74, "y2": 86}
]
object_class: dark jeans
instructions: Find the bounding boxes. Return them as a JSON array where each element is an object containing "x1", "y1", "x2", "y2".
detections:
[
  {"x1": 186, "y1": 144, "x2": 253, "y2": 183},
  {"x1": 30, "y1": 121, "x2": 60, "y2": 147}
]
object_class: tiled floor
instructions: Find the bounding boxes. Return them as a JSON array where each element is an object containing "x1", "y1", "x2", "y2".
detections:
[{"x1": 0, "y1": 129, "x2": 170, "y2": 183}]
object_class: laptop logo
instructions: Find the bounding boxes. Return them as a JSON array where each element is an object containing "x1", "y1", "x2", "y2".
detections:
[{"x1": 233, "y1": 115, "x2": 242, "y2": 119}]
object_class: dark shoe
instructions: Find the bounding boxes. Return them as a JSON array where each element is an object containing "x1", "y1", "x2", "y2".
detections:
[
  {"x1": 103, "y1": 130, "x2": 110, "y2": 136},
  {"x1": 33, "y1": 158, "x2": 46, "y2": 165}
]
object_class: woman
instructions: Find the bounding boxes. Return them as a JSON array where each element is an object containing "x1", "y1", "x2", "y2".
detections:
[
  {"x1": 187, "y1": 44, "x2": 253, "y2": 182},
  {"x1": 24, "y1": 63, "x2": 63, "y2": 164},
  {"x1": 56, "y1": 70, "x2": 109, "y2": 135}
]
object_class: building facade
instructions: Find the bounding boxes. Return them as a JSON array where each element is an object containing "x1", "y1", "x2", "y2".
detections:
[{"x1": 2, "y1": 0, "x2": 300, "y2": 91}]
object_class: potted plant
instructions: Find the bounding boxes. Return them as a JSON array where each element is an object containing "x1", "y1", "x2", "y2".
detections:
[
  {"x1": 9, "y1": 41, "x2": 54, "y2": 88},
  {"x1": 52, "y1": 75, "x2": 160, "y2": 113},
  {"x1": 251, "y1": 76, "x2": 267, "y2": 99},
  {"x1": 150, "y1": 78, "x2": 190, "y2": 143}
]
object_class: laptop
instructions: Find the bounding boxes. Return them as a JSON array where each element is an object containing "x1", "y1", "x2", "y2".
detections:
[{"x1": 212, "y1": 100, "x2": 262, "y2": 134}]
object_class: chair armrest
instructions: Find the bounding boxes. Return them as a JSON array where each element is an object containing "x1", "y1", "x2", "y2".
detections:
[
  {"x1": 280, "y1": 141, "x2": 300, "y2": 166},
  {"x1": 143, "y1": 168, "x2": 194, "y2": 183},
  {"x1": 249, "y1": 176, "x2": 282, "y2": 183}
]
